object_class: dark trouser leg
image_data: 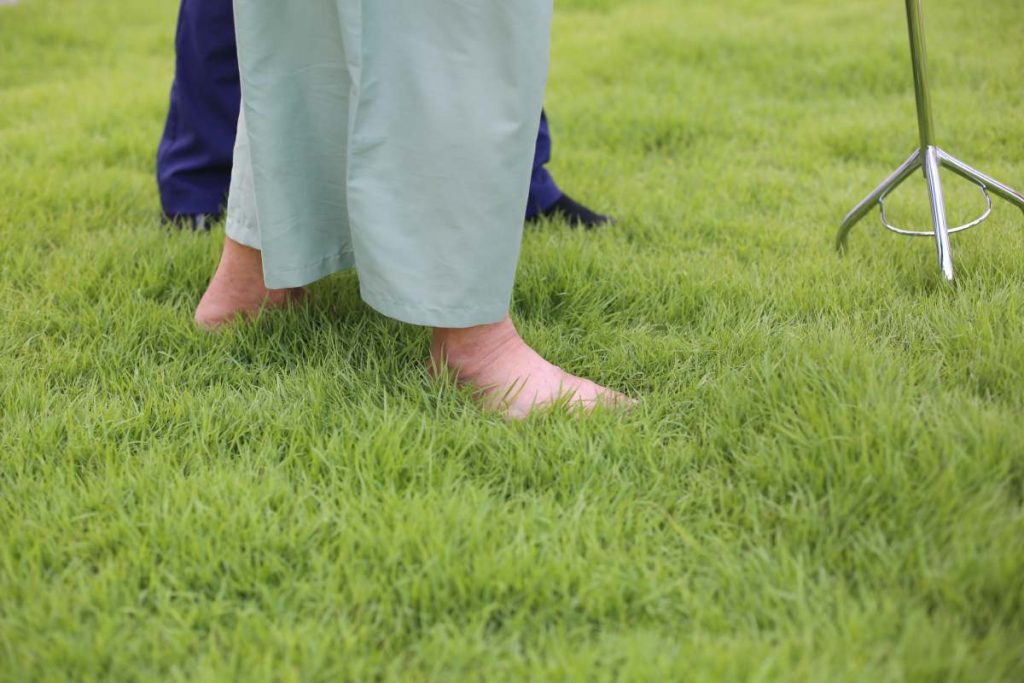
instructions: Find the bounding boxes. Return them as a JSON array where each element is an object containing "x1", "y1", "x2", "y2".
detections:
[
  {"x1": 156, "y1": 0, "x2": 241, "y2": 218},
  {"x1": 524, "y1": 110, "x2": 564, "y2": 220}
]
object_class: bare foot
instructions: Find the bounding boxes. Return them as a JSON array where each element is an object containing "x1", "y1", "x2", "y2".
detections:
[
  {"x1": 431, "y1": 316, "x2": 631, "y2": 419},
  {"x1": 194, "y1": 237, "x2": 305, "y2": 329}
]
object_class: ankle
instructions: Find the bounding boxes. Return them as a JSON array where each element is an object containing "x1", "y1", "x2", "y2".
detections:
[
  {"x1": 216, "y1": 238, "x2": 266, "y2": 283},
  {"x1": 431, "y1": 317, "x2": 520, "y2": 376}
]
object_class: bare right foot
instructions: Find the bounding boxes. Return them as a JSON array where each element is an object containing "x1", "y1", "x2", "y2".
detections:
[
  {"x1": 194, "y1": 237, "x2": 305, "y2": 330},
  {"x1": 431, "y1": 316, "x2": 631, "y2": 419}
]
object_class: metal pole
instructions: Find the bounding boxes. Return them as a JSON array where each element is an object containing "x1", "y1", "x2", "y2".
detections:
[{"x1": 906, "y1": 0, "x2": 936, "y2": 149}]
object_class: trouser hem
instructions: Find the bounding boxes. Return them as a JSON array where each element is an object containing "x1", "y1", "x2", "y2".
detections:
[
  {"x1": 159, "y1": 187, "x2": 229, "y2": 218},
  {"x1": 224, "y1": 215, "x2": 260, "y2": 250},
  {"x1": 263, "y1": 251, "x2": 356, "y2": 289},
  {"x1": 359, "y1": 283, "x2": 509, "y2": 329},
  {"x1": 525, "y1": 185, "x2": 563, "y2": 220}
]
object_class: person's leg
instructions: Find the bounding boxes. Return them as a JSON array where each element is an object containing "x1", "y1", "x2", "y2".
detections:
[
  {"x1": 226, "y1": 0, "x2": 537, "y2": 323},
  {"x1": 195, "y1": 110, "x2": 304, "y2": 328},
  {"x1": 156, "y1": 0, "x2": 240, "y2": 226},
  {"x1": 201, "y1": 0, "x2": 625, "y2": 415},
  {"x1": 197, "y1": 0, "x2": 354, "y2": 326},
  {"x1": 525, "y1": 111, "x2": 613, "y2": 228},
  {"x1": 343, "y1": 1, "x2": 559, "y2": 326},
  {"x1": 337, "y1": 0, "x2": 626, "y2": 412}
]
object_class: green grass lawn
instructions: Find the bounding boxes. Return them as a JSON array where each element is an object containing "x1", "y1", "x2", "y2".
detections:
[{"x1": 2, "y1": 0, "x2": 1023, "y2": 680}]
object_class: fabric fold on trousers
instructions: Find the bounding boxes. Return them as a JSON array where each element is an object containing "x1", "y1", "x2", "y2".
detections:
[{"x1": 226, "y1": 0, "x2": 553, "y2": 327}]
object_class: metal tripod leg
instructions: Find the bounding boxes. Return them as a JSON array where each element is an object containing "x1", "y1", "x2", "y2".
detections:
[
  {"x1": 938, "y1": 151, "x2": 1024, "y2": 212},
  {"x1": 837, "y1": 150, "x2": 921, "y2": 251},
  {"x1": 923, "y1": 146, "x2": 954, "y2": 281}
]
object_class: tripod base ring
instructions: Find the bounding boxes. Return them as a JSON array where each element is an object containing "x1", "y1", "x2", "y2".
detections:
[{"x1": 878, "y1": 177, "x2": 992, "y2": 237}]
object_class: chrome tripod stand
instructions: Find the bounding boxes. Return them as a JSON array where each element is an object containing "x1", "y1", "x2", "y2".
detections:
[{"x1": 837, "y1": 0, "x2": 1024, "y2": 281}]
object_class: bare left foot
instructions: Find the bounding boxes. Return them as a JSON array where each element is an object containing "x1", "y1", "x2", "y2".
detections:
[
  {"x1": 431, "y1": 316, "x2": 632, "y2": 419},
  {"x1": 195, "y1": 237, "x2": 305, "y2": 329}
]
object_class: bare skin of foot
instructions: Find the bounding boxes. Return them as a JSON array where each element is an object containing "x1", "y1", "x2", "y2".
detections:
[
  {"x1": 195, "y1": 241, "x2": 627, "y2": 417},
  {"x1": 194, "y1": 237, "x2": 305, "y2": 329},
  {"x1": 431, "y1": 317, "x2": 630, "y2": 419}
]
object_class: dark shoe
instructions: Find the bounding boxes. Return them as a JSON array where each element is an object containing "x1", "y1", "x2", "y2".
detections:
[
  {"x1": 531, "y1": 194, "x2": 614, "y2": 229},
  {"x1": 162, "y1": 212, "x2": 220, "y2": 232}
]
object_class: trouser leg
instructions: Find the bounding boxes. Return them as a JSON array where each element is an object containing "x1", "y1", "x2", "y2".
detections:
[
  {"x1": 231, "y1": 0, "x2": 357, "y2": 284},
  {"x1": 156, "y1": 0, "x2": 240, "y2": 217},
  {"x1": 223, "y1": 108, "x2": 259, "y2": 250},
  {"x1": 231, "y1": 0, "x2": 552, "y2": 327},
  {"x1": 345, "y1": 0, "x2": 553, "y2": 326},
  {"x1": 525, "y1": 110, "x2": 564, "y2": 219}
]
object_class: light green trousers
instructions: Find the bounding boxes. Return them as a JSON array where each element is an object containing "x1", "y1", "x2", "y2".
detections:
[{"x1": 225, "y1": 0, "x2": 553, "y2": 328}]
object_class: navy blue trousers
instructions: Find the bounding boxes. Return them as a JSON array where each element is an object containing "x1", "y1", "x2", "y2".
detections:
[{"x1": 157, "y1": 0, "x2": 563, "y2": 220}]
